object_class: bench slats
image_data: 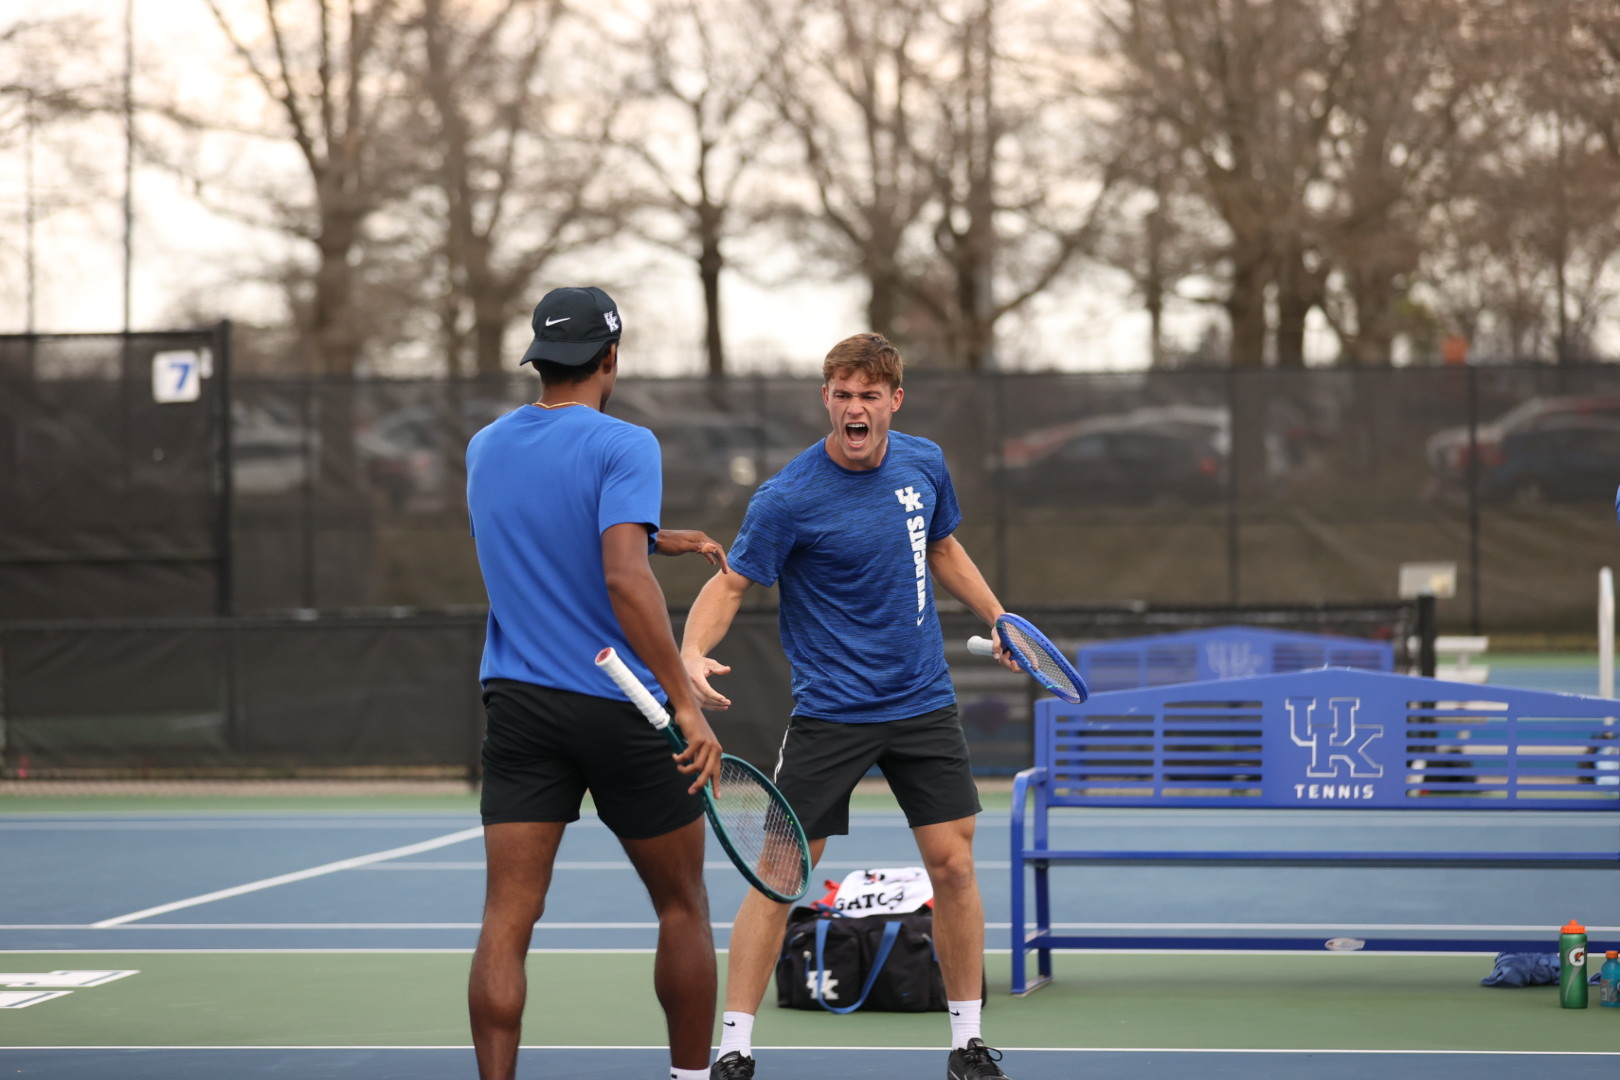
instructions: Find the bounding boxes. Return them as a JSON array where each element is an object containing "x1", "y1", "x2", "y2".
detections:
[{"x1": 1009, "y1": 669, "x2": 1619, "y2": 994}]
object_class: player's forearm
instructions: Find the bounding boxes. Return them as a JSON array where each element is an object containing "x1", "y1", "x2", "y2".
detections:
[
  {"x1": 606, "y1": 564, "x2": 700, "y2": 715},
  {"x1": 928, "y1": 536, "x2": 1005, "y2": 628},
  {"x1": 680, "y1": 571, "x2": 748, "y2": 660}
]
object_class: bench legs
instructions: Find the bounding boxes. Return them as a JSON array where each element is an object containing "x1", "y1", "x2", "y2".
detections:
[{"x1": 1011, "y1": 857, "x2": 1054, "y2": 996}]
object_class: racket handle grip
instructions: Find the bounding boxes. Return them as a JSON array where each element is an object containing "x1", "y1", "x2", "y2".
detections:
[
  {"x1": 966, "y1": 635, "x2": 995, "y2": 658},
  {"x1": 595, "y1": 647, "x2": 670, "y2": 729}
]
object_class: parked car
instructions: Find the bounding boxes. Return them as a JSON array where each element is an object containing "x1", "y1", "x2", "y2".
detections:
[
  {"x1": 357, "y1": 399, "x2": 513, "y2": 511},
  {"x1": 994, "y1": 412, "x2": 1227, "y2": 507},
  {"x1": 1425, "y1": 395, "x2": 1620, "y2": 503},
  {"x1": 650, "y1": 414, "x2": 811, "y2": 511},
  {"x1": 1478, "y1": 414, "x2": 1620, "y2": 504},
  {"x1": 231, "y1": 401, "x2": 314, "y2": 496}
]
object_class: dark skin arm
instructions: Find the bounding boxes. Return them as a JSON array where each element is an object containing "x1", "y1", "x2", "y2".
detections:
[
  {"x1": 602, "y1": 522, "x2": 722, "y2": 793},
  {"x1": 653, "y1": 529, "x2": 731, "y2": 573}
]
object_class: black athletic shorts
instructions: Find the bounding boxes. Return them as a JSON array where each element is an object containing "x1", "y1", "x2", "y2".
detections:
[
  {"x1": 774, "y1": 704, "x2": 981, "y2": 840},
  {"x1": 479, "y1": 679, "x2": 704, "y2": 840}
]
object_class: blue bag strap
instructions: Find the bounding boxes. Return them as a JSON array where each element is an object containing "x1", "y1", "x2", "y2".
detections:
[{"x1": 811, "y1": 916, "x2": 902, "y2": 1014}]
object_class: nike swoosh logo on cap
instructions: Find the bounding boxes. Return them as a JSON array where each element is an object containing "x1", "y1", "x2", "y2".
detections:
[{"x1": 544, "y1": 316, "x2": 571, "y2": 326}]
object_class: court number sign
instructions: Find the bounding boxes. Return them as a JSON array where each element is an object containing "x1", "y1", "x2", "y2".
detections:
[
  {"x1": 0, "y1": 969, "x2": 138, "y2": 1009},
  {"x1": 152, "y1": 349, "x2": 212, "y2": 404}
]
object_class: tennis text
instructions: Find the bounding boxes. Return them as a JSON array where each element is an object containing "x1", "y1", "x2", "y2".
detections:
[{"x1": 1292, "y1": 783, "x2": 1377, "y2": 801}]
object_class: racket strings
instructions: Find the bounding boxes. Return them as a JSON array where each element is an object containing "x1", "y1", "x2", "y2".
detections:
[
  {"x1": 1002, "y1": 622, "x2": 1085, "y2": 701},
  {"x1": 712, "y1": 758, "x2": 809, "y2": 898}
]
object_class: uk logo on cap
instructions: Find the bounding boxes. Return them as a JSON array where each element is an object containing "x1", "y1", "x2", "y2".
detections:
[{"x1": 520, "y1": 286, "x2": 622, "y2": 367}]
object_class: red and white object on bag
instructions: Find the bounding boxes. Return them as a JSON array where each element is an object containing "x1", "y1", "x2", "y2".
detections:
[{"x1": 812, "y1": 866, "x2": 933, "y2": 916}]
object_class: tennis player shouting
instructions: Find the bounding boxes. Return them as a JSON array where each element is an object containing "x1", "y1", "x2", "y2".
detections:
[
  {"x1": 465, "y1": 286, "x2": 730, "y2": 1080},
  {"x1": 681, "y1": 333, "x2": 1021, "y2": 1080}
]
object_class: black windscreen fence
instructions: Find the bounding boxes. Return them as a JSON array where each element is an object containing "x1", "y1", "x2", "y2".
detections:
[
  {"x1": 6, "y1": 333, "x2": 1619, "y2": 634},
  {"x1": 0, "y1": 326, "x2": 1601, "y2": 777},
  {"x1": 0, "y1": 613, "x2": 486, "y2": 778},
  {"x1": 0, "y1": 604, "x2": 1413, "y2": 779},
  {"x1": 1, "y1": 328, "x2": 230, "y2": 620}
]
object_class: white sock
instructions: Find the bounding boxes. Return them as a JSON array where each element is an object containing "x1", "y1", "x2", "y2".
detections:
[
  {"x1": 717, "y1": 1010, "x2": 755, "y2": 1059},
  {"x1": 671, "y1": 1069, "x2": 708, "y2": 1080},
  {"x1": 947, "y1": 998, "x2": 983, "y2": 1049}
]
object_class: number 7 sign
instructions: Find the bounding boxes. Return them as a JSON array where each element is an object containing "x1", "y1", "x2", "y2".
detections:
[{"x1": 152, "y1": 349, "x2": 206, "y2": 403}]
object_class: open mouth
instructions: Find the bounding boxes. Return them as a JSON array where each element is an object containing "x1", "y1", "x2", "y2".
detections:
[{"x1": 845, "y1": 421, "x2": 869, "y2": 444}]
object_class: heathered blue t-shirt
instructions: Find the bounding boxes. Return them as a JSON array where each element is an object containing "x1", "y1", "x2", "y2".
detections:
[
  {"x1": 466, "y1": 405, "x2": 666, "y2": 701},
  {"x1": 728, "y1": 430, "x2": 962, "y2": 723}
]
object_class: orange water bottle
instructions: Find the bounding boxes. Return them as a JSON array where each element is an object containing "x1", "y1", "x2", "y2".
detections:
[{"x1": 1559, "y1": 920, "x2": 1588, "y2": 1008}]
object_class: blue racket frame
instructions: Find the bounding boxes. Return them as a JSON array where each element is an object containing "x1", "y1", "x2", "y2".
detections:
[{"x1": 995, "y1": 613, "x2": 1090, "y2": 704}]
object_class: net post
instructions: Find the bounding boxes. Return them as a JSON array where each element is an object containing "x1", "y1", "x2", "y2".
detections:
[
  {"x1": 1417, "y1": 594, "x2": 1437, "y2": 679},
  {"x1": 1600, "y1": 568, "x2": 1614, "y2": 699}
]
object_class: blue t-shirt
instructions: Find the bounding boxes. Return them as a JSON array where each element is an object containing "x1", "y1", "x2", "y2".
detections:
[
  {"x1": 728, "y1": 431, "x2": 962, "y2": 722},
  {"x1": 466, "y1": 405, "x2": 666, "y2": 701}
]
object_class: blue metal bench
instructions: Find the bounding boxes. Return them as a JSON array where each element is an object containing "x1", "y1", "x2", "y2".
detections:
[
  {"x1": 1075, "y1": 625, "x2": 1394, "y2": 693},
  {"x1": 1009, "y1": 668, "x2": 1620, "y2": 994}
]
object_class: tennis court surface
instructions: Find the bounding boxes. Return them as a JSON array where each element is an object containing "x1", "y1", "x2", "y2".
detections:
[{"x1": 3, "y1": 787, "x2": 1616, "y2": 1078}]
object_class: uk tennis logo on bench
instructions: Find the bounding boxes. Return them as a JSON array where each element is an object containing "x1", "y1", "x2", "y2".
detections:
[{"x1": 1283, "y1": 694, "x2": 1384, "y2": 803}]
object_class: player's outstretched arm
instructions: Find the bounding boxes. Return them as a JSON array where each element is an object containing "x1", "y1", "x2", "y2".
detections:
[
  {"x1": 602, "y1": 522, "x2": 721, "y2": 792},
  {"x1": 927, "y1": 534, "x2": 1021, "y2": 673},
  {"x1": 653, "y1": 528, "x2": 731, "y2": 573},
  {"x1": 679, "y1": 568, "x2": 755, "y2": 710}
]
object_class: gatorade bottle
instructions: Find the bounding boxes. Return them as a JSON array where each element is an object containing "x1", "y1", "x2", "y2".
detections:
[
  {"x1": 1559, "y1": 920, "x2": 1588, "y2": 1008},
  {"x1": 1600, "y1": 951, "x2": 1620, "y2": 1008}
]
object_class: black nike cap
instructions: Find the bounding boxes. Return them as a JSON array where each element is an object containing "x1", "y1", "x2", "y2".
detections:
[{"x1": 519, "y1": 286, "x2": 622, "y2": 366}]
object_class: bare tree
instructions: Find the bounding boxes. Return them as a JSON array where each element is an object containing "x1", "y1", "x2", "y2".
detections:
[
  {"x1": 754, "y1": 0, "x2": 937, "y2": 348},
  {"x1": 201, "y1": 0, "x2": 416, "y2": 376},
  {"x1": 0, "y1": 15, "x2": 121, "y2": 330},
  {"x1": 614, "y1": 0, "x2": 784, "y2": 377},
  {"x1": 757, "y1": 0, "x2": 1111, "y2": 370},
  {"x1": 912, "y1": 1, "x2": 1116, "y2": 370},
  {"x1": 1310, "y1": 0, "x2": 1483, "y2": 366},
  {"x1": 0, "y1": 16, "x2": 108, "y2": 141},
  {"x1": 1099, "y1": 0, "x2": 1342, "y2": 367},
  {"x1": 412, "y1": 0, "x2": 623, "y2": 377}
]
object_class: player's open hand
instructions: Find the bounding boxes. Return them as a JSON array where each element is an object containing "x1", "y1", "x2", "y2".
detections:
[
  {"x1": 670, "y1": 704, "x2": 722, "y2": 795},
  {"x1": 654, "y1": 529, "x2": 731, "y2": 572},
  {"x1": 683, "y1": 654, "x2": 733, "y2": 710}
]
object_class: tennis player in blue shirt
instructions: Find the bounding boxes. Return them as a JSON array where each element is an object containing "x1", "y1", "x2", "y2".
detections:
[
  {"x1": 681, "y1": 332, "x2": 1021, "y2": 1080},
  {"x1": 466, "y1": 286, "x2": 731, "y2": 1080}
]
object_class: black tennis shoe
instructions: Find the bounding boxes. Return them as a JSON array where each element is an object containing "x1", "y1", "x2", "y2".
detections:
[
  {"x1": 710, "y1": 1050, "x2": 756, "y2": 1080},
  {"x1": 948, "y1": 1038, "x2": 1010, "y2": 1080}
]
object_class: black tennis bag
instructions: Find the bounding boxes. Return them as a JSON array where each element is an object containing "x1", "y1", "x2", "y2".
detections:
[{"x1": 774, "y1": 867, "x2": 950, "y2": 1013}]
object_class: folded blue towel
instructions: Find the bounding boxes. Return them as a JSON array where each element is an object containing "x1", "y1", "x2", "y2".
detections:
[
  {"x1": 1479, "y1": 952, "x2": 1606, "y2": 987},
  {"x1": 1480, "y1": 952, "x2": 1560, "y2": 987}
]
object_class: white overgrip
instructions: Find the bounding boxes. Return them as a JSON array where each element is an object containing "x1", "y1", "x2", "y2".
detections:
[
  {"x1": 966, "y1": 636, "x2": 995, "y2": 657},
  {"x1": 594, "y1": 647, "x2": 670, "y2": 729}
]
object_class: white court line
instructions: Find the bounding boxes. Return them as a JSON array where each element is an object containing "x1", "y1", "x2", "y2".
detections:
[
  {"x1": 10, "y1": 920, "x2": 1612, "y2": 933},
  {"x1": 0, "y1": 948, "x2": 657, "y2": 955},
  {"x1": 357, "y1": 860, "x2": 1015, "y2": 871},
  {"x1": 0, "y1": 1045, "x2": 1613, "y2": 1056},
  {"x1": 88, "y1": 826, "x2": 484, "y2": 928},
  {"x1": 0, "y1": 819, "x2": 486, "y2": 831}
]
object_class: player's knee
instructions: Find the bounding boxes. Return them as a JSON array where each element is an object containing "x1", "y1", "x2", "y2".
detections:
[
  {"x1": 925, "y1": 851, "x2": 977, "y2": 894},
  {"x1": 650, "y1": 878, "x2": 711, "y2": 923}
]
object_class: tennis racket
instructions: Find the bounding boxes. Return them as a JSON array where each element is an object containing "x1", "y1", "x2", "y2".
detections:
[
  {"x1": 967, "y1": 612, "x2": 1089, "y2": 704},
  {"x1": 594, "y1": 647, "x2": 811, "y2": 903}
]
